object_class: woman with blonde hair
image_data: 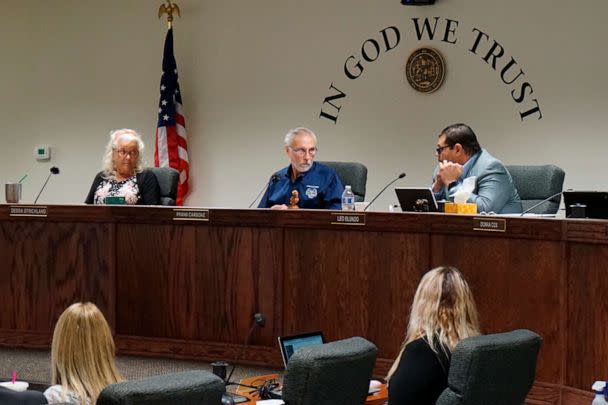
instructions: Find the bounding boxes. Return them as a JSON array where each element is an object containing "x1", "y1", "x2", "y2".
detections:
[
  {"x1": 387, "y1": 266, "x2": 480, "y2": 405},
  {"x1": 44, "y1": 302, "x2": 123, "y2": 404},
  {"x1": 85, "y1": 129, "x2": 160, "y2": 205}
]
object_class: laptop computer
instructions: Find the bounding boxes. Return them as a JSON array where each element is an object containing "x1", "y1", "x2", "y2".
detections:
[
  {"x1": 395, "y1": 187, "x2": 439, "y2": 212},
  {"x1": 278, "y1": 331, "x2": 325, "y2": 368},
  {"x1": 563, "y1": 191, "x2": 608, "y2": 219}
]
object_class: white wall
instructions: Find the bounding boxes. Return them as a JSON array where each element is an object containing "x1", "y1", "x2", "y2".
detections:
[{"x1": 1, "y1": 0, "x2": 606, "y2": 210}]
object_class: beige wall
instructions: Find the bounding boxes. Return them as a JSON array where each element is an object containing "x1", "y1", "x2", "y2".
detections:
[{"x1": 0, "y1": 0, "x2": 605, "y2": 209}]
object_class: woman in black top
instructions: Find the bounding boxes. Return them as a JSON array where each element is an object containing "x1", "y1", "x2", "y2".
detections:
[
  {"x1": 85, "y1": 129, "x2": 160, "y2": 205},
  {"x1": 387, "y1": 266, "x2": 481, "y2": 405}
]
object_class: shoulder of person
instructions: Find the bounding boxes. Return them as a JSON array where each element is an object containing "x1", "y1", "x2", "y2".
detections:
[{"x1": 314, "y1": 162, "x2": 339, "y2": 176}]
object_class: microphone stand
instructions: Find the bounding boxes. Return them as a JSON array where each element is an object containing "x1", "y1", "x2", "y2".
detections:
[
  {"x1": 34, "y1": 167, "x2": 60, "y2": 204},
  {"x1": 221, "y1": 313, "x2": 266, "y2": 405},
  {"x1": 364, "y1": 173, "x2": 406, "y2": 211},
  {"x1": 520, "y1": 190, "x2": 565, "y2": 216},
  {"x1": 248, "y1": 175, "x2": 279, "y2": 208}
]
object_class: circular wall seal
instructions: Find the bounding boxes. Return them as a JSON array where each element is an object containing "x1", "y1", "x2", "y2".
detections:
[{"x1": 405, "y1": 47, "x2": 446, "y2": 93}]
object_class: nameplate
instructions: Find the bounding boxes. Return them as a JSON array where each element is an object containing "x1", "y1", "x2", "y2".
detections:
[
  {"x1": 473, "y1": 217, "x2": 506, "y2": 232},
  {"x1": 9, "y1": 206, "x2": 48, "y2": 217},
  {"x1": 330, "y1": 212, "x2": 366, "y2": 226},
  {"x1": 173, "y1": 209, "x2": 210, "y2": 221}
]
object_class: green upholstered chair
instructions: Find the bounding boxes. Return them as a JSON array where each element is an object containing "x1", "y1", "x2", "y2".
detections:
[
  {"x1": 436, "y1": 329, "x2": 542, "y2": 405},
  {"x1": 506, "y1": 165, "x2": 565, "y2": 214},
  {"x1": 96, "y1": 370, "x2": 224, "y2": 405},
  {"x1": 281, "y1": 336, "x2": 377, "y2": 405},
  {"x1": 147, "y1": 167, "x2": 179, "y2": 206},
  {"x1": 318, "y1": 161, "x2": 368, "y2": 202}
]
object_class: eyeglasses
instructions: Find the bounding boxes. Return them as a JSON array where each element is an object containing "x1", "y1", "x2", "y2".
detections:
[
  {"x1": 289, "y1": 147, "x2": 318, "y2": 156},
  {"x1": 114, "y1": 149, "x2": 139, "y2": 158},
  {"x1": 435, "y1": 145, "x2": 452, "y2": 155}
]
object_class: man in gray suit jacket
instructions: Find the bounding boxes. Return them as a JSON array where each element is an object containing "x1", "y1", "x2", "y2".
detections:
[{"x1": 432, "y1": 123, "x2": 522, "y2": 214}]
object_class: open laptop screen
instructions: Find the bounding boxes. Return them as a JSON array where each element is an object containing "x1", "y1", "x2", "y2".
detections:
[
  {"x1": 395, "y1": 187, "x2": 439, "y2": 212},
  {"x1": 278, "y1": 331, "x2": 324, "y2": 367},
  {"x1": 563, "y1": 191, "x2": 608, "y2": 219}
]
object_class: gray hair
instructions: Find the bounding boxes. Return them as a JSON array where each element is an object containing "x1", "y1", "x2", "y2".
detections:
[
  {"x1": 101, "y1": 129, "x2": 145, "y2": 179},
  {"x1": 283, "y1": 127, "x2": 317, "y2": 147}
]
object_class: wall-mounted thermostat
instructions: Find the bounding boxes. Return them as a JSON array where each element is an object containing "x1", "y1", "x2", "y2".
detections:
[{"x1": 35, "y1": 145, "x2": 51, "y2": 161}]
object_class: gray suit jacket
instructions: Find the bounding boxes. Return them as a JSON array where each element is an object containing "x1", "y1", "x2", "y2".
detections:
[{"x1": 435, "y1": 149, "x2": 522, "y2": 214}]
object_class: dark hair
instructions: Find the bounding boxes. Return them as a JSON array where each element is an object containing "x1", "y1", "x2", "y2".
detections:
[{"x1": 440, "y1": 123, "x2": 481, "y2": 156}]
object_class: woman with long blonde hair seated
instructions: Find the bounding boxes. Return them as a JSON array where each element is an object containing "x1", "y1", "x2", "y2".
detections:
[
  {"x1": 44, "y1": 302, "x2": 123, "y2": 404},
  {"x1": 387, "y1": 266, "x2": 480, "y2": 405}
]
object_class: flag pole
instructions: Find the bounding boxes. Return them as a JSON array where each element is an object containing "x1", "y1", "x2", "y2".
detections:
[{"x1": 158, "y1": 0, "x2": 181, "y2": 29}]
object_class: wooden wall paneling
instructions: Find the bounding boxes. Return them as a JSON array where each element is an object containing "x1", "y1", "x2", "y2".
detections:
[
  {"x1": 566, "y1": 242, "x2": 608, "y2": 391},
  {"x1": 282, "y1": 228, "x2": 430, "y2": 360},
  {"x1": 0, "y1": 220, "x2": 113, "y2": 334},
  {"x1": 115, "y1": 223, "x2": 282, "y2": 347},
  {"x1": 430, "y1": 234, "x2": 564, "y2": 385}
]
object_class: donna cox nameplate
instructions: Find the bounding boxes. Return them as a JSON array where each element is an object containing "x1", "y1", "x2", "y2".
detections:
[
  {"x1": 9, "y1": 206, "x2": 48, "y2": 217},
  {"x1": 172, "y1": 208, "x2": 210, "y2": 222},
  {"x1": 473, "y1": 217, "x2": 506, "y2": 232},
  {"x1": 330, "y1": 212, "x2": 366, "y2": 226}
]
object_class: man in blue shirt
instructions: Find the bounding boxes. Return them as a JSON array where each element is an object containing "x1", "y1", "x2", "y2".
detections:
[
  {"x1": 258, "y1": 127, "x2": 344, "y2": 210},
  {"x1": 432, "y1": 123, "x2": 522, "y2": 214}
]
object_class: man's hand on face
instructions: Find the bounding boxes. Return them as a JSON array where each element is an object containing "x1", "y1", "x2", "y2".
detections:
[{"x1": 437, "y1": 160, "x2": 463, "y2": 186}]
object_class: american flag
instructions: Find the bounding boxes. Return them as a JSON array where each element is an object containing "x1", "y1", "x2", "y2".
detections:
[{"x1": 154, "y1": 28, "x2": 189, "y2": 205}]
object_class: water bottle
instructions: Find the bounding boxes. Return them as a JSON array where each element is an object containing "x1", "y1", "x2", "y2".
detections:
[
  {"x1": 592, "y1": 381, "x2": 607, "y2": 405},
  {"x1": 341, "y1": 185, "x2": 355, "y2": 211}
]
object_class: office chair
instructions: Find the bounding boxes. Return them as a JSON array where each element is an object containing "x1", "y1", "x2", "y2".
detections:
[
  {"x1": 147, "y1": 167, "x2": 179, "y2": 206},
  {"x1": 318, "y1": 161, "x2": 368, "y2": 202},
  {"x1": 506, "y1": 165, "x2": 565, "y2": 214},
  {"x1": 281, "y1": 336, "x2": 377, "y2": 405},
  {"x1": 96, "y1": 370, "x2": 224, "y2": 405},
  {"x1": 436, "y1": 329, "x2": 542, "y2": 405}
]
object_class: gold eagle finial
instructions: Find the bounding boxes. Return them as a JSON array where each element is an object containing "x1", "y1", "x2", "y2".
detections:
[{"x1": 158, "y1": 1, "x2": 181, "y2": 28}]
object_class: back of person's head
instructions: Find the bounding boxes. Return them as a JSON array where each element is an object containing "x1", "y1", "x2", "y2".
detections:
[
  {"x1": 51, "y1": 302, "x2": 122, "y2": 403},
  {"x1": 408, "y1": 266, "x2": 480, "y2": 350},
  {"x1": 387, "y1": 266, "x2": 480, "y2": 381},
  {"x1": 441, "y1": 123, "x2": 481, "y2": 156}
]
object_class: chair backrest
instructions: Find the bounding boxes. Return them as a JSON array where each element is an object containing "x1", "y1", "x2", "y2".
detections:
[
  {"x1": 0, "y1": 386, "x2": 47, "y2": 405},
  {"x1": 96, "y1": 370, "x2": 224, "y2": 405},
  {"x1": 505, "y1": 165, "x2": 565, "y2": 214},
  {"x1": 147, "y1": 167, "x2": 179, "y2": 206},
  {"x1": 318, "y1": 161, "x2": 368, "y2": 202},
  {"x1": 281, "y1": 336, "x2": 377, "y2": 405},
  {"x1": 436, "y1": 329, "x2": 542, "y2": 405}
]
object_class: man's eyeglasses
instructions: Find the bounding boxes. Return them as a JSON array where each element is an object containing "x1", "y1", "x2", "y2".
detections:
[
  {"x1": 290, "y1": 147, "x2": 318, "y2": 156},
  {"x1": 435, "y1": 145, "x2": 452, "y2": 155},
  {"x1": 115, "y1": 149, "x2": 139, "y2": 158}
]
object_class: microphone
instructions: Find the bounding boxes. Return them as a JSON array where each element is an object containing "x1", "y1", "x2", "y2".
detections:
[
  {"x1": 248, "y1": 174, "x2": 280, "y2": 208},
  {"x1": 221, "y1": 313, "x2": 266, "y2": 404},
  {"x1": 34, "y1": 166, "x2": 60, "y2": 204},
  {"x1": 520, "y1": 190, "x2": 568, "y2": 216},
  {"x1": 364, "y1": 172, "x2": 406, "y2": 211}
]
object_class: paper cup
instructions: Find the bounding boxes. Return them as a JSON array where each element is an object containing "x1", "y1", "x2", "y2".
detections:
[
  {"x1": 354, "y1": 202, "x2": 370, "y2": 211},
  {"x1": 0, "y1": 381, "x2": 29, "y2": 392}
]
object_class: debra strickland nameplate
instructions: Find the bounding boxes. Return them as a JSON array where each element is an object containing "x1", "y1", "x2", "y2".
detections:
[
  {"x1": 10, "y1": 206, "x2": 48, "y2": 217},
  {"x1": 405, "y1": 47, "x2": 445, "y2": 93}
]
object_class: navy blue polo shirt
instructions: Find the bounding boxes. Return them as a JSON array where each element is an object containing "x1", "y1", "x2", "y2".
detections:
[{"x1": 258, "y1": 162, "x2": 344, "y2": 210}]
